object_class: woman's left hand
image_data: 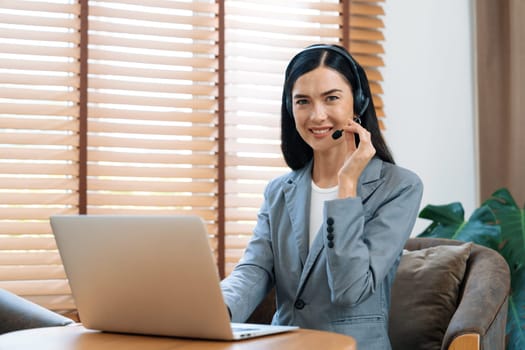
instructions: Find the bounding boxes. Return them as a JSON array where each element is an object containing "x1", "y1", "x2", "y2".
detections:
[{"x1": 338, "y1": 119, "x2": 376, "y2": 197}]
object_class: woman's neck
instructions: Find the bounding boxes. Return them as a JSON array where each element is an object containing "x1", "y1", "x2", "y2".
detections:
[{"x1": 311, "y1": 150, "x2": 346, "y2": 188}]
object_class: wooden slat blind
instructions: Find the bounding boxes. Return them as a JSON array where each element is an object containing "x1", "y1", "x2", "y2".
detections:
[
  {"x1": 346, "y1": 0, "x2": 385, "y2": 126},
  {"x1": 1, "y1": 0, "x2": 387, "y2": 312},
  {"x1": 0, "y1": 0, "x2": 81, "y2": 311}
]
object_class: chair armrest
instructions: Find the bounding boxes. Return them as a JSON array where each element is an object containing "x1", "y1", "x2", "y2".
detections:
[
  {"x1": 442, "y1": 245, "x2": 510, "y2": 350},
  {"x1": 0, "y1": 289, "x2": 74, "y2": 335},
  {"x1": 448, "y1": 333, "x2": 480, "y2": 350}
]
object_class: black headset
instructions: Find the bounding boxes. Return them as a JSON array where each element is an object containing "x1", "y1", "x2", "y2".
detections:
[{"x1": 285, "y1": 44, "x2": 370, "y2": 118}]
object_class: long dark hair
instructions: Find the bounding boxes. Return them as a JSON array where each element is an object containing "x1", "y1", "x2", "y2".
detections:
[{"x1": 281, "y1": 44, "x2": 394, "y2": 170}]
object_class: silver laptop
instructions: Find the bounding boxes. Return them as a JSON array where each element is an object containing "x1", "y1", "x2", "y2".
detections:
[{"x1": 50, "y1": 215, "x2": 298, "y2": 340}]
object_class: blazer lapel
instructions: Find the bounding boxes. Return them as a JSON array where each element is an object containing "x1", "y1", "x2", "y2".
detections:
[
  {"x1": 296, "y1": 226, "x2": 324, "y2": 297},
  {"x1": 282, "y1": 163, "x2": 312, "y2": 268}
]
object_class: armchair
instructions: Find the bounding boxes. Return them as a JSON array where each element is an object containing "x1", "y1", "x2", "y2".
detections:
[
  {"x1": 390, "y1": 237, "x2": 510, "y2": 350},
  {"x1": 0, "y1": 288, "x2": 74, "y2": 335}
]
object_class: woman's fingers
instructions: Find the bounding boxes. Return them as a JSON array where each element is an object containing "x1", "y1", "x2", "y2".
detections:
[
  {"x1": 343, "y1": 120, "x2": 375, "y2": 156},
  {"x1": 341, "y1": 120, "x2": 376, "y2": 172}
]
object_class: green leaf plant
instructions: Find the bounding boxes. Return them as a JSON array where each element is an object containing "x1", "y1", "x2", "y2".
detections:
[{"x1": 417, "y1": 188, "x2": 525, "y2": 350}]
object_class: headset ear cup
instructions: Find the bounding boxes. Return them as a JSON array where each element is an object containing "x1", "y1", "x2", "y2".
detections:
[
  {"x1": 354, "y1": 91, "x2": 364, "y2": 113},
  {"x1": 356, "y1": 96, "x2": 370, "y2": 117}
]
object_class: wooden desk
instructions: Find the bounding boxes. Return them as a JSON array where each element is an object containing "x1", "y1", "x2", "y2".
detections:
[{"x1": 0, "y1": 324, "x2": 356, "y2": 350}]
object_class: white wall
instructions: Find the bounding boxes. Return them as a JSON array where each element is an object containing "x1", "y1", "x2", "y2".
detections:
[{"x1": 381, "y1": 0, "x2": 478, "y2": 235}]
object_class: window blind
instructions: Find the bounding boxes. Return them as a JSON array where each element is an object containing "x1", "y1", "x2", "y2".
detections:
[
  {"x1": 86, "y1": 0, "x2": 219, "y2": 221},
  {"x1": 1, "y1": 0, "x2": 387, "y2": 312},
  {"x1": 0, "y1": 0, "x2": 80, "y2": 311},
  {"x1": 346, "y1": 0, "x2": 385, "y2": 127}
]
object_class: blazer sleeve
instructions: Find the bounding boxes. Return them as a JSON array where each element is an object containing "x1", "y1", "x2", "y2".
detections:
[
  {"x1": 220, "y1": 185, "x2": 275, "y2": 323},
  {"x1": 323, "y1": 166, "x2": 423, "y2": 306}
]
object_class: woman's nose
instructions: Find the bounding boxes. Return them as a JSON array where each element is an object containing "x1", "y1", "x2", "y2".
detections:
[{"x1": 311, "y1": 103, "x2": 327, "y2": 121}]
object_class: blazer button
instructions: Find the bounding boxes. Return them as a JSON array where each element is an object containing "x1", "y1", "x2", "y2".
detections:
[
  {"x1": 327, "y1": 233, "x2": 334, "y2": 241},
  {"x1": 327, "y1": 226, "x2": 334, "y2": 233},
  {"x1": 294, "y1": 299, "x2": 305, "y2": 310},
  {"x1": 328, "y1": 241, "x2": 334, "y2": 248},
  {"x1": 326, "y1": 217, "x2": 334, "y2": 226}
]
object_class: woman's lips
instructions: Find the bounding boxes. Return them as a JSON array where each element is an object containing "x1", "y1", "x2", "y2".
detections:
[{"x1": 310, "y1": 127, "x2": 333, "y2": 137}]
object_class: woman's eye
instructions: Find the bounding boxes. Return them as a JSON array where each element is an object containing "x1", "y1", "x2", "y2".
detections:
[
  {"x1": 295, "y1": 99, "x2": 309, "y2": 105},
  {"x1": 326, "y1": 95, "x2": 339, "y2": 102}
]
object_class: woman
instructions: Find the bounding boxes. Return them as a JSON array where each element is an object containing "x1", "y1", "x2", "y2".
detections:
[{"x1": 220, "y1": 44, "x2": 423, "y2": 349}]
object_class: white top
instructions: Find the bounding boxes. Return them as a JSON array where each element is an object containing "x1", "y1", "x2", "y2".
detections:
[{"x1": 309, "y1": 181, "x2": 338, "y2": 247}]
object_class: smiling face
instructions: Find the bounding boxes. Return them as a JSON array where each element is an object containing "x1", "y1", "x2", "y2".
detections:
[{"x1": 291, "y1": 66, "x2": 354, "y2": 153}]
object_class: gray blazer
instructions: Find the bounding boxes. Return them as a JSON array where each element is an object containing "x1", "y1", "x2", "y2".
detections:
[{"x1": 221, "y1": 157, "x2": 423, "y2": 349}]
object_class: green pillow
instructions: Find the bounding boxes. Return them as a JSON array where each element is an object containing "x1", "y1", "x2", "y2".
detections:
[{"x1": 389, "y1": 243, "x2": 472, "y2": 350}]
